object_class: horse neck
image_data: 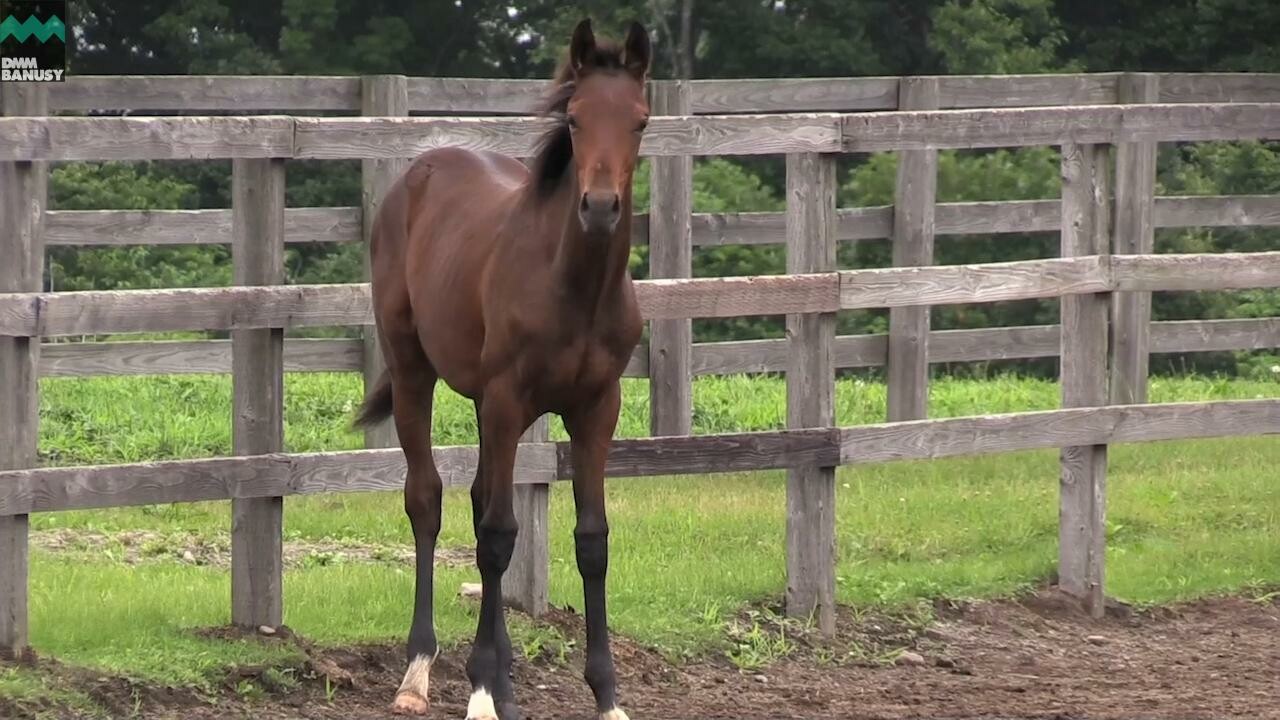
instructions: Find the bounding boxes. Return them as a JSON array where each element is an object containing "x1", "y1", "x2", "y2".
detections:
[{"x1": 550, "y1": 173, "x2": 634, "y2": 313}]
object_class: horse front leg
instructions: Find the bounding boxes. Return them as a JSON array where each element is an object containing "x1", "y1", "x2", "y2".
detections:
[
  {"x1": 466, "y1": 384, "x2": 526, "y2": 720},
  {"x1": 564, "y1": 381, "x2": 628, "y2": 720}
]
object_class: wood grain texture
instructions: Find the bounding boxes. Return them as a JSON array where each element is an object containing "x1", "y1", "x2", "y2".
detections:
[
  {"x1": 687, "y1": 318, "x2": 1280, "y2": 376},
  {"x1": 1113, "y1": 252, "x2": 1280, "y2": 291},
  {"x1": 407, "y1": 77, "x2": 546, "y2": 114},
  {"x1": 842, "y1": 102, "x2": 1280, "y2": 152},
  {"x1": 0, "y1": 444, "x2": 558, "y2": 516},
  {"x1": 690, "y1": 77, "x2": 899, "y2": 113},
  {"x1": 0, "y1": 284, "x2": 373, "y2": 337},
  {"x1": 648, "y1": 81, "x2": 694, "y2": 437},
  {"x1": 0, "y1": 116, "x2": 296, "y2": 161},
  {"x1": 230, "y1": 158, "x2": 286, "y2": 629},
  {"x1": 1111, "y1": 74, "x2": 1160, "y2": 406},
  {"x1": 839, "y1": 256, "x2": 1110, "y2": 310},
  {"x1": 635, "y1": 273, "x2": 840, "y2": 320},
  {"x1": 7, "y1": 397, "x2": 1275, "y2": 516},
  {"x1": 1158, "y1": 73, "x2": 1280, "y2": 103},
  {"x1": 38, "y1": 339, "x2": 363, "y2": 377},
  {"x1": 295, "y1": 113, "x2": 845, "y2": 159},
  {"x1": 934, "y1": 74, "x2": 1119, "y2": 109},
  {"x1": 838, "y1": 400, "x2": 1280, "y2": 464},
  {"x1": 360, "y1": 75, "x2": 409, "y2": 450},
  {"x1": 48, "y1": 76, "x2": 361, "y2": 111},
  {"x1": 44, "y1": 207, "x2": 360, "y2": 246},
  {"x1": 784, "y1": 152, "x2": 838, "y2": 635},
  {"x1": 0, "y1": 83, "x2": 45, "y2": 658},
  {"x1": 505, "y1": 416, "x2": 550, "y2": 617},
  {"x1": 888, "y1": 78, "x2": 939, "y2": 422},
  {"x1": 1058, "y1": 142, "x2": 1110, "y2": 617},
  {"x1": 1154, "y1": 194, "x2": 1280, "y2": 228}
]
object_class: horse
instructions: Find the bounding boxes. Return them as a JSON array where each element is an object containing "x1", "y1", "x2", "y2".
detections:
[{"x1": 353, "y1": 18, "x2": 651, "y2": 720}]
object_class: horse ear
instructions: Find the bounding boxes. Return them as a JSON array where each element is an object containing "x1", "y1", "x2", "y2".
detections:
[
  {"x1": 622, "y1": 21, "x2": 651, "y2": 81},
  {"x1": 569, "y1": 18, "x2": 596, "y2": 75}
]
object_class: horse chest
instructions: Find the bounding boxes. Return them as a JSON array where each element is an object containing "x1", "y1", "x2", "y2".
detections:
[{"x1": 533, "y1": 336, "x2": 628, "y2": 399}]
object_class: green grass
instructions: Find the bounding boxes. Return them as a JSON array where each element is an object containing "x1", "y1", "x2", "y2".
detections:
[{"x1": 17, "y1": 372, "x2": 1280, "y2": 692}]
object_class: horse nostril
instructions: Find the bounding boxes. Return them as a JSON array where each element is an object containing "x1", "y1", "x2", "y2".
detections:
[
  {"x1": 580, "y1": 193, "x2": 592, "y2": 214},
  {"x1": 610, "y1": 195, "x2": 620, "y2": 215}
]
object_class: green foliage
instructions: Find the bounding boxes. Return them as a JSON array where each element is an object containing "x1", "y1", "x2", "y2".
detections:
[{"x1": 930, "y1": 0, "x2": 1077, "y2": 74}]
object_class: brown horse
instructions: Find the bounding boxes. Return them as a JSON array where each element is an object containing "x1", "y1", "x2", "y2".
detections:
[{"x1": 354, "y1": 18, "x2": 650, "y2": 720}]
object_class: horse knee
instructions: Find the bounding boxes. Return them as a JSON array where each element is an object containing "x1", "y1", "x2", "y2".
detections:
[
  {"x1": 476, "y1": 520, "x2": 518, "y2": 576},
  {"x1": 404, "y1": 472, "x2": 443, "y2": 537},
  {"x1": 574, "y1": 526, "x2": 609, "y2": 580}
]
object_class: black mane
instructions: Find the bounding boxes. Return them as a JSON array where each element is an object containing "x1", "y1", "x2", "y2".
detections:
[{"x1": 528, "y1": 40, "x2": 630, "y2": 198}]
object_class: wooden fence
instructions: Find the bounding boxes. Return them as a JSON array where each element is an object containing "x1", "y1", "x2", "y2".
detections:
[{"x1": 1, "y1": 72, "x2": 1279, "y2": 652}]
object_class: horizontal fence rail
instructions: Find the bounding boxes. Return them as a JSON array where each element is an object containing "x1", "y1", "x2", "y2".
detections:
[
  {"x1": 33, "y1": 317, "x2": 1280, "y2": 379},
  {"x1": 5, "y1": 103, "x2": 1280, "y2": 162},
  {"x1": 42, "y1": 72, "x2": 1280, "y2": 114},
  {"x1": 1, "y1": 398, "x2": 1276, "y2": 516},
  {"x1": 41, "y1": 194, "x2": 1280, "y2": 248},
  {"x1": 5, "y1": 252, "x2": 1280, "y2": 336}
]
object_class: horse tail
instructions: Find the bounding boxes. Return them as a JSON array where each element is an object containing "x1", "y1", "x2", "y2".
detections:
[{"x1": 353, "y1": 369, "x2": 394, "y2": 429}]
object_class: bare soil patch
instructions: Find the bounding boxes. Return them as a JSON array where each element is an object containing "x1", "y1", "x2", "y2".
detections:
[{"x1": 4, "y1": 589, "x2": 1277, "y2": 719}]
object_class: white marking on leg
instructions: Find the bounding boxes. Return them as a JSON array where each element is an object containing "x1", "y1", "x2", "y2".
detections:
[
  {"x1": 390, "y1": 650, "x2": 437, "y2": 716},
  {"x1": 600, "y1": 708, "x2": 630, "y2": 720},
  {"x1": 467, "y1": 687, "x2": 499, "y2": 720}
]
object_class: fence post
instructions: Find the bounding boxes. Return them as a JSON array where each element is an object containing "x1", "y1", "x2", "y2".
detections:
[
  {"x1": 784, "y1": 152, "x2": 838, "y2": 636},
  {"x1": 503, "y1": 416, "x2": 549, "y2": 616},
  {"x1": 1058, "y1": 142, "x2": 1112, "y2": 618},
  {"x1": 887, "y1": 77, "x2": 940, "y2": 422},
  {"x1": 1111, "y1": 73, "x2": 1160, "y2": 405},
  {"x1": 648, "y1": 79, "x2": 693, "y2": 437},
  {"x1": 230, "y1": 158, "x2": 287, "y2": 629},
  {"x1": 0, "y1": 84, "x2": 46, "y2": 659},
  {"x1": 361, "y1": 75, "x2": 409, "y2": 449}
]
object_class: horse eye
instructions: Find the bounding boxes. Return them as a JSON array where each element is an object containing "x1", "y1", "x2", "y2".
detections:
[
  {"x1": 567, "y1": 115, "x2": 579, "y2": 130},
  {"x1": 636, "y1": 119, "x2": 648, "y2": 133}
]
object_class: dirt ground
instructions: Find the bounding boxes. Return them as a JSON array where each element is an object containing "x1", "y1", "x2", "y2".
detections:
[{"x1": 5, "y1": 589, "x2": 1278, "y2": 720}]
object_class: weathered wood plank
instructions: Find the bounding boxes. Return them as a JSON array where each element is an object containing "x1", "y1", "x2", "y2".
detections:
[
  {"x1": 648, "y1": 81, "x2": 694, "y2": 438},
  {"x1": 0, "y1": 116, "x2": 296, "y2": 161},
  {"x1": 842, "y1": 102, "x2": 1280, "y2": 152},
  {"x1": 4, "y1": 398, "x2": 1277, "y2": 516},
  {"x1": 690, "y1": 77, "x2": 899, "y2": 113},
  {"x1": 0, "y1": 444, "x2": 557, "y2": 516},
  {"x1": 1158, "y1": 73, "x2": 1280, "y2": 104},
  {"x1": 934, "y1": 73, "x2": 1119, "y2": 109},
  {"x1": 1111, "y1": 74, "x2": 1160, "y2": 406},
  {"x1": 505, "y1": 416, "x2": 550, "y2": 617},
  {"x1": 48, "y1": 76, "x2": 361, "y2": 111},
  {"x1": 839, "y1": 256, "x2": 1111, "y2": 310},
  {"x1": 407, "y1": 77, "x2": 547, "y2": 114},
  {"x1": 1113, "y1": 252, "x2": 1280, "y2": 291},
  {"x1": 784, "y1": 152, "x2": 838, "y2": 635},
  {"x1": 837, "y1": 400, "x2": 1280, "y2": 464},
  {"x1": 294, "y1": 114, "x2": 845, "y2": 159},
  {"x1": 230, "y1": 158, "x2": 286, "y2": 629},
  {"x1": 38, "y1": 339, "x2": 364, "y2": 377},
  {"x1": 635, "y1": 273, "x2": 840, "y2": 320},
  {"x1": 44, "y1": 208, "x2": 361, "y2": 246},
  {"x1": 0, "y1": 284, "x2": 373, "y2": 337},
  {"x1": 1058, "y1": 142, "x2": 1111, "y2": 618},
  {"x1": 688, "y1": 318, "x2": 1280, "y2": 376},
  {"x1": 4, "y1": 255, "x2": 1278, "y2": 340},
  {"x1": 1155, "y1": 194, "x2": 1280, "y2": 228},
  {"x1": 888, "y1": 78, "x2": 939, "y2": 423},
  {"x1": 360, "y1": 75, "x2": 409, "y2": 450},
  {"x1": 0, "y1": 84, "x2": 45, "y2": 659}
]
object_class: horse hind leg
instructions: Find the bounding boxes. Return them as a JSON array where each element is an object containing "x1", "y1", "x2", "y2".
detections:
[{"x1": 385, "y1": 355, "x2": 444, "y2": 717}]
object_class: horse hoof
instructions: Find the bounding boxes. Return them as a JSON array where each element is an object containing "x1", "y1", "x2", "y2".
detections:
[
  {"x1": 600, "y1": 708, "x2": 631, "y2": 720},
  {"x1": 390, "y1": 690, "x2": 430, "y2": 716},
  {"x1": 466, "y1": 688, "x2": 500, "y2": 720}
]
